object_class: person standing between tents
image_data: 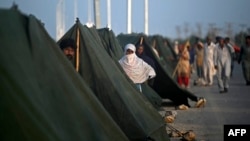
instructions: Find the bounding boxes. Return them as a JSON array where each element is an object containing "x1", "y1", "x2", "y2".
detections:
[
  {"x1": 194, "y1": 40, "x2": 204, "y2": 85},
  {"x1": 119, "y1": 43, "x2": 156, "y2": 92},
  {"x1": 214, "y1": 37, "x2": 232, "y2": 93},
  {"x1": 224, "y1": 37, "x2": 236, "y2": 77},
  {"x1": 174, "y1": 43, "x2": 206, "y2": 109},
  {"x1": 202, "y1": 36, "x2": 216, "y2": 86},
  {"x1": 136, "y1": 44, "x2": 156, "y2": 86},
  {"x1": 59, "y1": 38, "x2": 76, "y2": 66},
  {"x1": 136, "y1": 44, "x2": 156, "y2": 70},
  {"x1": 176, "y1": 44, "x2": 190, "y2": 89},
  {"x1": 238, "y1": 35, "x2": 250, "y2": 86}
]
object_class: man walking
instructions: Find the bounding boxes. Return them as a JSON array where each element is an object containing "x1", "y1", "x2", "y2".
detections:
[
  {"x1": 214, "y1": 37, "x2": 232, "y2": 93},
  {"x1": 194, "y1": 40, "x2": 204, "y2": 85},
  {"x1": 203, "y1": 36, "x2": 216, "y2": 86},
  {"x1": 224, "y1": 37, "x2": 236, "y2": 77}
]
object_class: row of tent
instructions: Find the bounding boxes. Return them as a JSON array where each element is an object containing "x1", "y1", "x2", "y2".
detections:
[{"x1": 0, "y1": 7, "x2": 197, "y2": 141}]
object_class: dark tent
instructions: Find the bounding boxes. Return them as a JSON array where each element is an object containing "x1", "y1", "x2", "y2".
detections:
[
  {"x1": 97, "y1": 28, "x2": 162, "y2": 109},
  {"x1": 161, "y1": 37, "x2": 178, "y2": 61},
  {"x1": 148, "y1": 35, "x2": 178, "y2": 75},
  {"x1": 0, "y1": 8, "x2": 130, "y2": 141},
  {"x1": 97, "y1": 28, "x2": 123, "y2": 60},
  {"x1": 117, "y1": 34, "x2": 199, "y2": 107},
  {"x1": 57, "y1": 21, "x2": 170, "y2": 141}
]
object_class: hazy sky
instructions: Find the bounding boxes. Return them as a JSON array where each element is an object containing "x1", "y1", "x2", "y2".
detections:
[{"x1": 1, "y1": 0, "x2": 250, "y2": 40}]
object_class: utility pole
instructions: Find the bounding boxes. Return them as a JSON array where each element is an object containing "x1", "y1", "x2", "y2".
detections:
[
  {"x1": 208, "y1": 23, "x2": 216, "y2": 40},
  {"x1": 144, "y1": 0, "x2": 148, "y2": 35},
  {"x1": 183, "y1": 22, "x2": 189, "y2": 39},
  {"x1": 93, "y1": 0, "x2": 101, "y2": 28},
  {"x1": 175, "y1": 25, "x2": 181, "y2": 39},
  {"x1": 86, "y1": 0, "x2": 93, "y2": 27},
  {"x1": 196, "y1": 23, "x2": 202, "y2": 38},
  {"x1": 239, "y1": 24, "x2": 246, "y2": 45},
  {"x1": 107, "y1": 0, "x2": 111, "y2": 29},
  {"x1": 127, "y1": 0, "x2": 132, "y2": 34},
  {"x1": 225, "y1": 22, "x2": 233, "y2": 41},
  {"x1": 56, "y1": 0, "x2": 65, "y2": 41}
]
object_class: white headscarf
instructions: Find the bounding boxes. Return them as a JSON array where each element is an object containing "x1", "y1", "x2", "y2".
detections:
[{"x1": 119, "y1": 44, "x2": 156, "y2": 83}]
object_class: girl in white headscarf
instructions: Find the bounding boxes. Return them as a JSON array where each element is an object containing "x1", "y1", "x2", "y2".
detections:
[{"x1": 119, "y1": 43, "x2": 156, "y2": 92}]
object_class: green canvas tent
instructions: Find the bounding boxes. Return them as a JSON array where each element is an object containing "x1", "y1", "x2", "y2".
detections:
[
  {"x1": 97, "y1": 28, "x2": 124, "y2": 60},
  {"x1": 117, "y1": 34, "x2": 199, "y2": 107},
  {"x1": 148, "y1": 35, "x2": 178, "y2": 76},
  {"x1": 0, "y1": 8, "x2": 130, "y2": 141},
  {"x1": 57, "y1": 21, "x2": 170, "y2": 141}
]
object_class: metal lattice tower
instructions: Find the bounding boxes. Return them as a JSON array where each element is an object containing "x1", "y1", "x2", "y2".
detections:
[{"x1": 208, "y1": 23, "x2": 216, "y2": 40}]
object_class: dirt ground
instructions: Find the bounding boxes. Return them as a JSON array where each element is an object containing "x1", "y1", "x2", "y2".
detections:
[{"x1": 159, "y1": 63, "x2": 250, "y2": 141}]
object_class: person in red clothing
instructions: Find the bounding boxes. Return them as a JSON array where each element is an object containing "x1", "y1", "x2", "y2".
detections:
[
  {"x1": 176, "y1": 44, "x2": 190, "y2": 89},
  {"x1": 234, "y1": 45, "x2": 241, "y2": 53}
]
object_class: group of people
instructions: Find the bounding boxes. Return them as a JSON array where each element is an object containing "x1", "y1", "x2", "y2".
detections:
[
  {"x1": 59, "y1": 38, "x2": 157, "y2": 92},
  {"x1": 174, "y1": 35, "x2": 250, "y2": 94},
  {"x1": 192, "y1": 37, "x2": 219, "y2": 87},
  {"x1": 118, "y1": 42, "x2": 206, "y2": 109},
  {"x1": 57, "y1": 35, "x2": 249, "y2": 110},
  {"x1": 58, "y1": 37, "x2": 207, "y2": 109},
  {"x1": 176, "y1": 36, "x2": 234, "y2": 93}
]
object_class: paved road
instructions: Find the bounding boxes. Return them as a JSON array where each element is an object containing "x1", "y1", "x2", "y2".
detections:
[{"x1": 161, "y1": 63, "x2": 250, "y2": 141}]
